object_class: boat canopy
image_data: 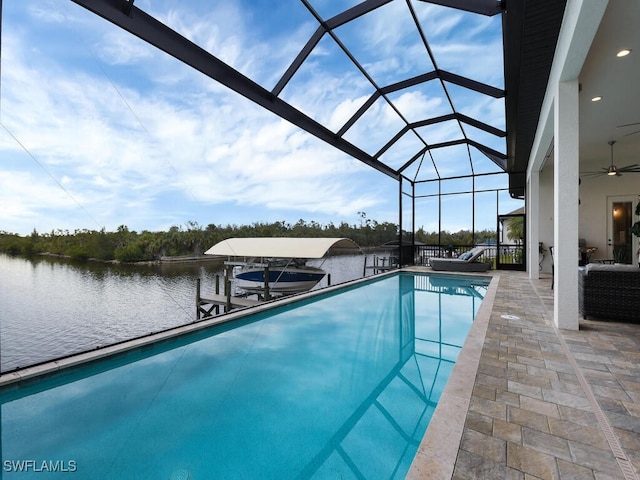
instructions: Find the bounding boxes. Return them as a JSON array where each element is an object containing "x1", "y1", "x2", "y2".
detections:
[{"x1": 204, "y1": 237, "x2": 360, "y2": 259}]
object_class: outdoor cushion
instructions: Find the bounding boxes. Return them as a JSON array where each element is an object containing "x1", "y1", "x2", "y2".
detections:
[
  {"x1": 430, "y1": 247, "x2": 489, "y2": 272},
  {"x1": 458, "y1": 251, "x2": 473, "y2": 261}
]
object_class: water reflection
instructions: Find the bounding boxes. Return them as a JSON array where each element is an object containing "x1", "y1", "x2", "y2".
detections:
[
  {"x1": 0, "y1": 253, "x2": 367, "y2": 371},
  {"x1": 1, "y1": 254, "x2": 230, "y2": 371}
]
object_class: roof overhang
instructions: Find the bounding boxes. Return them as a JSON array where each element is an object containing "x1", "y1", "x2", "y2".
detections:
[
  {"x1": 503, "y1": 0, "x2": 567, "y2": 198},
  {"x1": 205, "y1": 237, "x2": 361, "y2": 259}
]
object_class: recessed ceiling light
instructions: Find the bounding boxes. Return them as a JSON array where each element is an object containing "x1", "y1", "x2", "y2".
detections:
[
  {"x1": 617, "y1": 49, "x2": 631, "y2": 57},
  {"x1": 591, "y1": 96, "x2": 602, "y2": 102}
]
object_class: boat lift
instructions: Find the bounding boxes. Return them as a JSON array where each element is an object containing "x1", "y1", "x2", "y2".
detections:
[{"x1": 197, "y1": 237, "x2": 361, "y2": 318}]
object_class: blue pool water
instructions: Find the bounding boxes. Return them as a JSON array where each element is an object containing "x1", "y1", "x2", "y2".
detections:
[{"x1": 1, "y1": 272, "x2": 488, "y2": 479}]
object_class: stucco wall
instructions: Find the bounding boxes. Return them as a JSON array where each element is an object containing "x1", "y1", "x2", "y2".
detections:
[
  {"x1": 536, "y1": 161, "x2": 639, "y2": 273},
  {"x1": 539, "y1": 160, "x2": 640, "y2": 273},
  {"x1": 579, "y1": 175, "x2": 639, "y2": 262}
]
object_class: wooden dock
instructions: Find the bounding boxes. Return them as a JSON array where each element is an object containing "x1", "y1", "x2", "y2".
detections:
[
  {"x1": 200, "y1": 293, "x2": 262, "y2": 309},
  {"x1": 196, "y1": 274, "x2": 264, "y2": 319}
]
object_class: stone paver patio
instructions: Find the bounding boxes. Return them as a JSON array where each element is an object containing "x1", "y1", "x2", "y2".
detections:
[{"x1": 409, "y1": 270, "x2": 640, "y2": 480}]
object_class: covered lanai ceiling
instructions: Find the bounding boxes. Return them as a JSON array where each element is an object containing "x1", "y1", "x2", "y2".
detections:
[{"x1": 72, "y1": 0, "x2": 521, "y2": 188}]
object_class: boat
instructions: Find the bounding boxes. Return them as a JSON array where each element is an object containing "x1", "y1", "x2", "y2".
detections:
[
  {"x1": 233, "y1": 258, "x2": 326, "y2": 295},
  {"x1": 204, "y1": 237, "x2": 361, "y2": 297}
]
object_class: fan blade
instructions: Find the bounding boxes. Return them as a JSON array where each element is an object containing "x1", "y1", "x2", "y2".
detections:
[
  {"x1": 625, "y1": 130, "x2": 640, "y2": 136},
  {"x1": 580, "y1": 167, "x2": 608, "y2": 174},
  {"x1": 617, "y1": 122, "x2": 640, "y2": 128},
  {"x1": 619, "y1": 164, "x2": 640, "y2": 172}
]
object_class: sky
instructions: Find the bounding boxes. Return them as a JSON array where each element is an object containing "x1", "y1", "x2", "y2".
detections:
[{"x1": 0, "y1": 0, "x2": 521, "y2": 237}]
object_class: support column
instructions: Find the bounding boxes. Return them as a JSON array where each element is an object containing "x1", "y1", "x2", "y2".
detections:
[
  {"x1": 553, "y1": 80, "x2": 580, "y2": 330},
  {"x1": 527, "y1": 171, "x2": 540, "y2": 280}
]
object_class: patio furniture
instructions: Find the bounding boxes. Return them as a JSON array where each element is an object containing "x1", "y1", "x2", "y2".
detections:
[
  {"x1": 430, "y1": 247, "x2": 490, "y2": 272},
  {"x1": 578, "y1": 263, "x2": 640, "y2": 322}
]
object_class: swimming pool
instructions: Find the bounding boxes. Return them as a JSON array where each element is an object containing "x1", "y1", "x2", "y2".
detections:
[{"x1": 0, "y1": 272, "x2": 489, "y2": 479}]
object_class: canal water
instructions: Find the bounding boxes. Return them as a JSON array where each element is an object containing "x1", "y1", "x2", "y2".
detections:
[{"x1": 0, "y1": 253, "x2": 373, "y2": 372}]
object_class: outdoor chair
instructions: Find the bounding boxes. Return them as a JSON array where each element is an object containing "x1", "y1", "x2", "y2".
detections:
[
  {"x1": 579, "y1": 263, "x2": 640, "y2": 322},
  {"x1": 430, "y1": 247, "x2": 490, "y2": 272}
]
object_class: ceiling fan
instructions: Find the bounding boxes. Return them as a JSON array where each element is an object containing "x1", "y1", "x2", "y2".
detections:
[{"x1": 581, "y1": 140, "x2": 640, "y2": 177}]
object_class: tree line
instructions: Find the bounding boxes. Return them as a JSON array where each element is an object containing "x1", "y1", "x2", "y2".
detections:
[{"x1": 0, "y1": 215, "x2": 497, "y2": 263}]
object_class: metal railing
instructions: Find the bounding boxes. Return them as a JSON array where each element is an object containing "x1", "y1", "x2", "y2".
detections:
[
  {"x1": 368, "y1": 243, "x2": 525, "y2": 270},
  {"x1": 413, "y1": 244, "x2": 525, "y2": 270},
  {"x1": 413, "y1": 244, "x2": 492, "y2": 266}
]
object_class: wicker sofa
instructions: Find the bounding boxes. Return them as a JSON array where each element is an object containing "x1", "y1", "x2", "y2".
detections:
[{"x1": 578, "y1": 263, "x2": 640, "y2": 322}]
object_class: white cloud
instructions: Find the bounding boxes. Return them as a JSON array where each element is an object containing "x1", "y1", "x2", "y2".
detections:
[
  {"x1": 27, "y1": 1, "x2": 67, "y2": 24},
  {"x1": 160, "y1": 4, "x2": 246, "y2": 69},
  {"x1": 3, "y1": 20, "x2": 381, "y2": 233},
  {"x1": 0, "y1": 170, "x2": 80, "y2": 230},
  {"x1": 328, "y1": 95, "x2": 370, "y2": 131},
  {"x1": 393, "y1": 91, "x2": 444, "y2": 122},
  {"x1": 98, "y1": 30, "x2": 157, "y2": 65},
  {"x1": 0, "y1": 0, "x2": 505, "y2": 235}
]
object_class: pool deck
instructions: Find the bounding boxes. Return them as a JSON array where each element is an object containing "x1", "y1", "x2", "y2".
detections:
[{"x1": 408, "y1": 268, "x2": 640, "y2": 480}]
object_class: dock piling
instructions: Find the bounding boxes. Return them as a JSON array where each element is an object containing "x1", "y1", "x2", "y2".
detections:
[
  {"x1": 196, "y1": 272, "x2": 263, "y2": 318},
  {"x1": 214, "y1": 274, "x2": 220, "y2": 315},
  {"x1": 196, "y1": 278, "x2": 217, "y2": 319},
  {"x1": 263, "y1": 265, "x2": 270, "y2": 301},
  {"x1": 225, "y1": 265, "x2": 232, "y2": 312},
  {"x1": 196, "y1": 278, "x2": 201, "y2": 320}
]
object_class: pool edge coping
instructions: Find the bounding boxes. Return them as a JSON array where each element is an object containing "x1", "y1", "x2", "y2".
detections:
[{"x1": 406, "y1": 272, "x2": 500, "y2": 480}]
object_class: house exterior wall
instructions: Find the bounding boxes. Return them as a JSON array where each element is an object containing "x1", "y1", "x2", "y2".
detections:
[
  {"x1": 579, "y1": 176, "x2": 640, "y2": 262},
  {"x1": 532, "y1": 160, "x2": 640, "y2": 273}
]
